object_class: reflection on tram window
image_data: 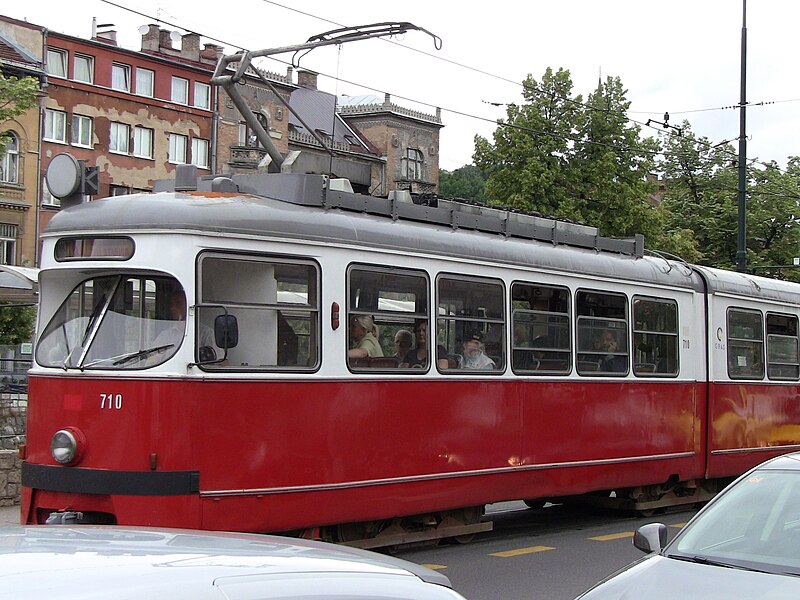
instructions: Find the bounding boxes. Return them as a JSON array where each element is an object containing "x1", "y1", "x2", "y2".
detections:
[
  {"x1": 198, "y1": 254, "x2": 320, "y2": 370},
  {"x1": 766, "y1": 313, "x2": 799, "y2": 380},
  {"x1": 511, "y1": 283, "x2": 571, "y2": 375},
  {"x1": 633, "y1": 296, "x2": 679, "y2": 377},
  {"x1": 347, "y1": 266, "x2": 429, "y2": 370},
  {"x1": 36, "y1": 275, "x2": 186, "y2": 369},
  {"x1": 727, "y1": 308, "x2": 765, "y2": 380},
  {"x1": 437, "y1": 275, "x2": 505, "y2": 373},
  {"x1": 576, "y1": 290, "x2": 629, "y2": 376}
]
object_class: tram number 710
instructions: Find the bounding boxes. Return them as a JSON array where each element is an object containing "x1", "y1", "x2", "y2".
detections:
[{"x1": 100, "y1": 393, "x2": 123, "y2": 410}]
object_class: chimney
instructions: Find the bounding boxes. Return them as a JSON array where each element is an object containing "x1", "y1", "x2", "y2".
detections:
[
  {"x1": 141, "y1": 24, "x2": 160, "y2": 51},
  {"x1": 181, "y1": 33, "x2": 200, "y2": 61},
  {"x1": 159, "y1": 29, "x2": 173, "y2": 50},
  {"x1": 297, "y1": 69, "x2": 318, "y2": 90},
  {"x1": 201, "y1": 43, "x2": 222, "y2": 61},
  {"x1": 96, "y1": 30, "x2": 118, "y2": 45}
]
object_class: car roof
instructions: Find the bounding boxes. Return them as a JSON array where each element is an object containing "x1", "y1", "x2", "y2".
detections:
[
  {"x1": 754, "y1": 451, "x2": 800, "y2": 472},
  {"x1": 0, "y1": 526, "x2": 458, "y2": 599}
]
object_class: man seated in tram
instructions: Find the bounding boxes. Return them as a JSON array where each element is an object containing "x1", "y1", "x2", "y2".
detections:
[{"x1": 461, "y1": 331, "x2": 495, "y2": 370}]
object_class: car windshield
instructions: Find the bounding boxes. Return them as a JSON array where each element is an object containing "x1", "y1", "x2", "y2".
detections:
[
  {"x1": 36, "y1": 275, "x2": 186, "y2": 370},
  {"x1": 667, "y1": 469, "x2": 800, "y2": 576}
]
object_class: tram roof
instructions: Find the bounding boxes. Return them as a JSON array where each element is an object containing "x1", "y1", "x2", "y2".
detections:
[{"x1": 41, "y1": 173, "x2": 800, "y2": 303}]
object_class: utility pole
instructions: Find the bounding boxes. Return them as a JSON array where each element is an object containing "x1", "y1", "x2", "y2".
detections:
[{"x1": 736, "y1": 0, "x2": 748, "y2": 272}]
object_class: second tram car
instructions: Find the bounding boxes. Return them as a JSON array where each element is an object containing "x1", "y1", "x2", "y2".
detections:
[{"x1": 20, "y1": 169, "x2": 800, "y2": 546}]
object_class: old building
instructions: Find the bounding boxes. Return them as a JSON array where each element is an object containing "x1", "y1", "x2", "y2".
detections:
[{"x1": 0, "y1": 16, "x2": 45, "y2": 268}]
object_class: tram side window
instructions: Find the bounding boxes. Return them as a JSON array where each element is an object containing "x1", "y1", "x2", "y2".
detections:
[
  {"x1": 198, "y1": 254, "x2": 319, "y2": 370},
  {"x1": 632, "y1": 296, "x2": 679, "y2": 377},
  {"x1": 766, "y1": 313, "x2": 799, "y2": 380},
  {"x1": 727, "y1": 308, "x2": 764, "y2": 380},
  {"x1": 576, "y1": 290, "x2": 629, "y2": 376},
  {"x1": 511, "y1": 283, "x2": 571, "y2": 374},
  {"x1": 437, "y1": 275, "x2": 505, "y2": 372},
  {"x1": 347, "y1": 266, "x2": 428, "y2": 370}
]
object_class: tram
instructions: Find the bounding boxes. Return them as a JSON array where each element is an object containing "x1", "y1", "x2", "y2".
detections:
[{"x1": 19, "y1": 167, "x2": 800, "y2": 546}]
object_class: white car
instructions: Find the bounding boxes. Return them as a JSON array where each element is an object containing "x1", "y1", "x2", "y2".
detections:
[{"x1": 0, "y1": 525, "x2": 467, "y2": 599}]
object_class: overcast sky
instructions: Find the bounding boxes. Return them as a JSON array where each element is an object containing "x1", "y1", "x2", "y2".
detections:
[{"x1": 5, "y1": 1, "x2": 799, "y2": 171}]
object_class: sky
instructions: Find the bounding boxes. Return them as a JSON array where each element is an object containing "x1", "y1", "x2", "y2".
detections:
[{"x1": 4, "y1": 0, "x2": 800, "y2": 171}]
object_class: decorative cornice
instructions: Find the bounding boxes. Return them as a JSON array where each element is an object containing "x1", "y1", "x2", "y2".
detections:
[{"x1": 338, "y1": 102, "x2": 442, "y2": 125}]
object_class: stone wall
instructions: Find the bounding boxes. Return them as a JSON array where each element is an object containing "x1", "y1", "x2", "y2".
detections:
[{"x1": 0, "y1": 394, "x2": 26, "y2": 505}]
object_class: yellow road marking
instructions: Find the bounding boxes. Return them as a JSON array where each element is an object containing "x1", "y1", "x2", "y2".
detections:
[
  {"x1": 422, "y1": 564, "x2": 448, "y2": 570},
  {"x1": 490, "y1": 545, "x2": 555, "y2": 557},
  {"x1": 670, "y1": 523, "x2": 687, "y2": 528},
  {"x1": 589, "y1": 532, "x2": 634, "y2": 541}
]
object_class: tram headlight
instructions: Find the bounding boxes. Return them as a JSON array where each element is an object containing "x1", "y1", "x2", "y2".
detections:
[{"x1": 50, "y1": 428, "x2": 85, "y2": 466}]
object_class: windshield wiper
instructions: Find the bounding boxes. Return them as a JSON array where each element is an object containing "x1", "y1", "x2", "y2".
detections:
[
  {"x1": 669, "y1": 554, "x2": 770, "y2": 573},
  {"x1": 82, "y1": 344, "x2": 175, "y2": 368}
]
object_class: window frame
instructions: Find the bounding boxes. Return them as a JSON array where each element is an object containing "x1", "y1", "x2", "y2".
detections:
[
  {"x1": 766, "y1": 312, "x2": 799, "y2": 381},
  {"x1": 135, "y1": 68, "x2": 154, "y2": 97},
  {"x1": 111, "y1": 63, "x2": 131, "y2": 92},
  {"x1": 401, "y1": 147, "x2": 424, "y2": 181},
  {"x1": 511, "y1": 281, "x2": 572, "y2": 376},
  {"x1": 171, "y1": 76, "x2": 189, "y2": 105},
  {"x1": 575, "y1": 289, "x2": 629, "y2": 377},
  {"x1": 133, "y1": 126, "x2": 154, "y2": 159},
  {"x1": 73, "y1": 54, "x2": 94, "y2": 83},
  {"x1": 197, "y1": 251, "x2": 321, "y2": 372},
  {"x1": 346, "y1": 264, "x2": 430, "y2": 373},
  {"x1": 71, "y1": 114, "x2": 93, "y2": 148},
  {"x1": 0, "y1": 133, "x2": 20, "y2": 184},
  {"x1": 168, "y1": 133, "x2": 188, "y2": 164},
  {"x1": 44, "y1": 109, "x2": 67, "y2": 143},
  {"x1": 193, "y1": 81, "x2": 211, "y2": 109},
  {"x1": 46, "y1": 48, "x2": 67, "y2": 78},
  {"x1": 727, "y1": 307, "x2": 765, "y2": 380},
  {"x1": 109, "y1": 122, "x2": 130, "y2": 155},
  {"x1": 632, "y1": 295, "x2": 680, "y2": 378},
  {"x1": 191, "y1": 138, "x2": 209, "y2": 169},
  {"x1": 436, "y1": 273, "x2": 506, "y2": 374}
]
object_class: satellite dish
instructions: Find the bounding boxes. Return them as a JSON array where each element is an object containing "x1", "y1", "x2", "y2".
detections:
[
  {"x1": 45, "y1": 153, "x2": 82, "y2": 199},
  {"x1": 170, "y1": 30, "x2": 181, "y2": 43},
  {"x1": 138, "y1": 25, "x2": 149, "y2": 35}
]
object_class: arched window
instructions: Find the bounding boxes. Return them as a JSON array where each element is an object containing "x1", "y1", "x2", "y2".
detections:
[{"x1": 0, "y1": 133, "x2": 20, "y2": 184}]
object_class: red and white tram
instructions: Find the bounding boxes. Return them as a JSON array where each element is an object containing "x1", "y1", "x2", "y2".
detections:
[{"x1": 20, "y1": 169, "x2": 800, "y2": 545}]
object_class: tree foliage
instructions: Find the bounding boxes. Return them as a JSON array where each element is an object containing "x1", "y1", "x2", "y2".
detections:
[
  {"x1": 0, "y1": 71, "x2": 39, "y2": 155},
  {"x1": 439, "y1": 164, "x2": 487, "y2": 203},
  {"x1": 0, "y1": 305, "x2": 35, "y2": 346}
]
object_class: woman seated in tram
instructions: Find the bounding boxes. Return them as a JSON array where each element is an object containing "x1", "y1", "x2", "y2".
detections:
[
  {"x1": 348, "y1": 315, "x2": 384, "y2": 361},
  {"x1": 402, "y1": 319, "x2": 448, "y2": 369}
]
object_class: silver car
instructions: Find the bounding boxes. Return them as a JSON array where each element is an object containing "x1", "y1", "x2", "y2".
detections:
[
  {"x1": 0, "y1": 525, "x2": 467, "y2": 599},
  {"x1": 576, "y1": 452, "x2": 800, "y2": 599}
]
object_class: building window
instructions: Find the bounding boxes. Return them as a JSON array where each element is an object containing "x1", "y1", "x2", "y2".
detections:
[
  {"x1": 73, "y1": 54, "x2": 94, "y2": 83},
  {"x1": 191, "y1": 138, "x2": 209, "y2": 169},
  {"x1": 42, "y1": 179, "x2": 60, "y2": 207},
  {"x1": 46, "y1": 48, "x2": 67, "y2": 78},
  {"x1": 111, "y1": 63, "x2": 131, "y2": 92},
  {"x1": 0, "y1": 133, "x2": 19, "y2": 184},
  {"x1": 136, "y1": 68, "x2": 154, "y2": 97},
  {"x1": 0, "y1": 224, "x2": 17, "y2": 265},
  {"x1": 71, "y1": 115, "x2": 93, "y2": 148},
  {"x1": 133, "y1": 127, "x2": 153, "y2": 159},
  {"x1": 171, "y1": 77, "x2": 189, "y2": 104},
  {"x1": 194, "y1": 82, "x2": 211, "y2": 109},
  {"x1": 168, "y1": 133, "x2": 188, "y2": 164},
  {"x1": 44, "y1": 109, "x2": 67, "y2": 143},
  {"x1": 402, "y1": 148, "x2": 424, "y2": 181},
  {"x1": 109, "y1": 122, "x2": 130, "y2": 154}
]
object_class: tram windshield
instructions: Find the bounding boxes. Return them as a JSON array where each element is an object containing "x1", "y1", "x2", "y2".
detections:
[{"x1": 36, "y1": 275, "x2": 187, "y2": 370}]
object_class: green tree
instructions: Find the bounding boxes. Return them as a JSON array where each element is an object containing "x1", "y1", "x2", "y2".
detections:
[
  {"x1": 0, "y1": 305, "x2": 35, "y2": 345},
  {"x1": 0, "y1": 71, "x2": 39, "y2": 155},
  {"x1": 439, "y1": 164, "x2": 487, "y2": 202},
  {"x1": 474, "y1": 68, "x2": 669, "y2": 245}
]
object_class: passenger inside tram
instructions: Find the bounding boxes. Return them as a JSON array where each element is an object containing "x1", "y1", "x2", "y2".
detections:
[
  {"x1": 402, "y1": 319, "x2": 448, "y2": 369},
  {"x1": 461, "y1": 331, "x2": 495, "y2": 370},
  {"x1": 348, "y1": 315, "x2": 384, "y2": 361}
]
